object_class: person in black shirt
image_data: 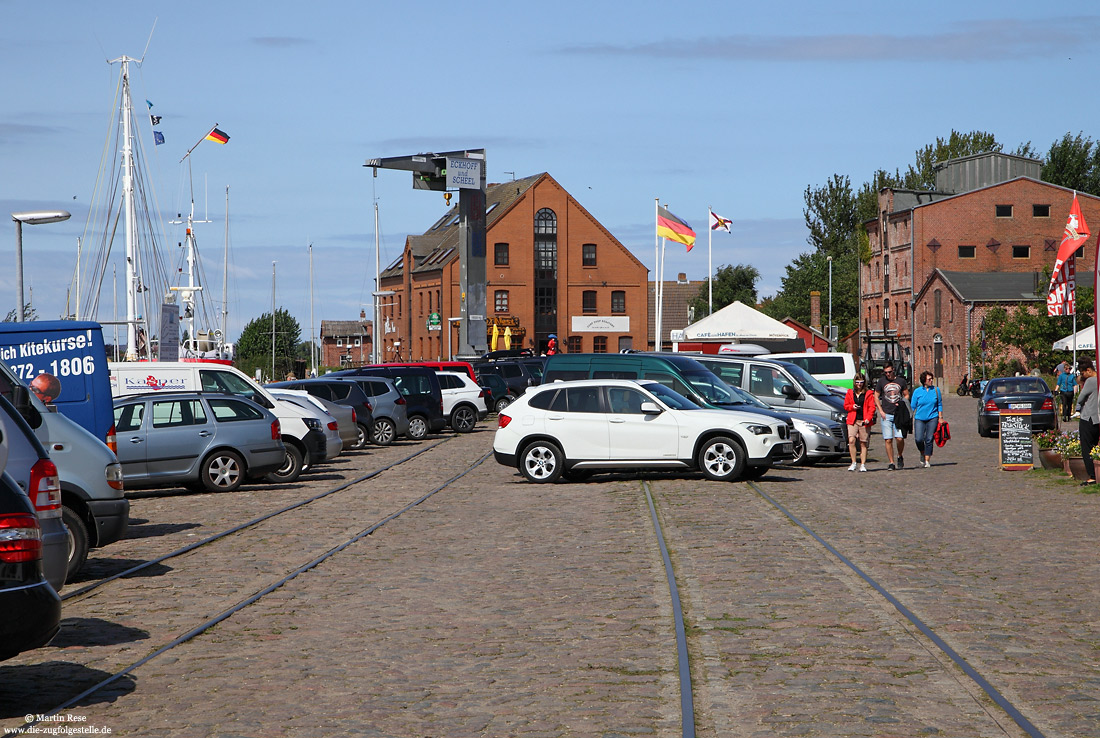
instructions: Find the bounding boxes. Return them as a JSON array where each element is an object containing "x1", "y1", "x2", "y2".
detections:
[{"x1": 874, "y1": 365, "x2": 910, "y2": 470}]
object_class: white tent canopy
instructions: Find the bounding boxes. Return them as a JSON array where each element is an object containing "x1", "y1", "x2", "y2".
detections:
[
  {"x1": 1053, "y1": 325, "x2": 1096, "y2": 351},
  {"x1": 681, "y1": 301, "x2": 797, "y2": 341}
]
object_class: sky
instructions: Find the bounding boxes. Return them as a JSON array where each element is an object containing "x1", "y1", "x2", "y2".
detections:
[{"x1": 2, "y1": 1, "x2": 1099, "y2": 345}]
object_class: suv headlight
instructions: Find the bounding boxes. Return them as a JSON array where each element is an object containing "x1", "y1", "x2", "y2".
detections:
[
  {"x1": 831, "y1": 410, "x2": 845, "y2": 423},
  {"x1": 740, "y1": 423, "x2": 772, "y2": 436},
  {"x1": 303, "y1": 417, "x2": 322, "y2": 431}
]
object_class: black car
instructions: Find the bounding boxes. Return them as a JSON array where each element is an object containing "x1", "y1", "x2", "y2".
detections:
[
  {"x1": 0, "y1": 421, "x2": 61, "y2": 660},
  {"x1": 330, "y1": 365, "x2": 445, "y2": 440},
  {"x1": 267, "y1": 379, "x2": 374, "y2": 449},
  {"x1": 977, "y1": 376, "x2": 1057, "y2": 437},
  {"x1": 477, "y1": 372, "x2": 513, "y2": 413},
  {"x1": 474, "y1": 360, "x2": 537, "y2": 399}
]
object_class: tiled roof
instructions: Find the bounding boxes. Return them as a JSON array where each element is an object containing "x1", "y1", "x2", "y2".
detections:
[
  {"x1": 648, "y1": 279, "x2": 707, "y2": 335},
  {"x1": 320, "y1": 320, "x2": 371, "y2": 338},
  {"x1": 381, "y1": 173, "x2": 545, "y2": 279},
  {"x1": 930, "y1": 270, "x2": 1042, "y2": 302}
]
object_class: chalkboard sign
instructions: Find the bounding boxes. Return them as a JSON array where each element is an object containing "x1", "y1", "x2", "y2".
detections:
[{"x1": 999, "y1": 410, "x2": 1033, "y2": 470}]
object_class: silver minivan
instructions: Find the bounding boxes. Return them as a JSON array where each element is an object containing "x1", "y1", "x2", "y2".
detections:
[
  {"x1": 340, "y1": 376, "x2": 410, "y2": 444},
  {"x1": 695, "y1": 356, "x2": 846, "y2": 423}
]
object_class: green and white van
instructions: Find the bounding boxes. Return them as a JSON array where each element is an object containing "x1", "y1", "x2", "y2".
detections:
[{"x1": 764, "y1": 352, "x2": 857, "y2": 391}]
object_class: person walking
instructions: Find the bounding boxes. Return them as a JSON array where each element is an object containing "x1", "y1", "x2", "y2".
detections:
[
  {"x1": 875, "y1": 364, "x2": 909, "y2": 470},
  {"x1": 910, "y1": 371, "x2": 944, "y2": 468},
  {"x1": 844, "y1": 373, "x2": 876, "y2": 472},
  {"x1": 1075, "y1": 358, "x2": 1099, "y2": 486},
  {"x1": 1057, "y1": 361, "x2": 1076, "y2": 422}
]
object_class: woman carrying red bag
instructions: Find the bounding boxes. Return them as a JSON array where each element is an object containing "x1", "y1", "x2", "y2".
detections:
[
  {"x1": 911, "y1": 371, "x2": 945, "y2": 468},
  {"x1": 844, "y1": 373, "x2": 877, "y2": 472}
]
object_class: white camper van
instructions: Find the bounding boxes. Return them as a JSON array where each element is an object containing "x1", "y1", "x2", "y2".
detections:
[{"x1": 109, "y1": 362, "x2": 326, "y2": 482}]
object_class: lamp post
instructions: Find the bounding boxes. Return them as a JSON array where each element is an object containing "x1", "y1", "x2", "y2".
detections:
[
  {"x1": 827, "y1": 255, "x2": 833, "y2": 350},
  {"x1": 12, "y1": 210, "x2": 71, "y2": 322}
]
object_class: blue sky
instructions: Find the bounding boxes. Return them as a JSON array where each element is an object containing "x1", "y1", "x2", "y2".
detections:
[{"x1": 2, "y1": 1, "x2": 1098, "y2": 343}]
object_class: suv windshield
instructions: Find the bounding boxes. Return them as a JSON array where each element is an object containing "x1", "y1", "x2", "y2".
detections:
[
  {"x1": 640, "y1": 381, "x2": 701, "y2": 410},
  {"x1": 779, "y1": 363, "x2": 833, "y2": 396},
  {"x1": 683, "y1": 370, "x2": 738, "y2": 405}
]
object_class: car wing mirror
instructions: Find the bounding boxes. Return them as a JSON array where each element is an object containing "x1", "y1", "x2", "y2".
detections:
[
  {"x1": 640, "y1": 401, "x2": 663, "y2": 415},
  {"x1": 781, "y1": 384, "x2": 801, "y2": 399}
]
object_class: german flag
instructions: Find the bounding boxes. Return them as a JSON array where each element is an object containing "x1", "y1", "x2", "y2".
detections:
[
  {"x1": 205, "y1": 127, "x2": 230, "y2": 144},
  {"x1": 657, "y1": 205, "x2": 696, "y2": 251}
]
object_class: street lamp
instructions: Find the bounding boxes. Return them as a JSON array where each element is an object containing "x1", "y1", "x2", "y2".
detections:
[
  {"x1": 11, "y1": 210, "x2": 71, "y2": 322},
  {"x1": 372, "y1": 290, "x2": 395, "y2": 365},
  {"x1": 827, "y1": 255, "x2": 833, "y2": 349}
]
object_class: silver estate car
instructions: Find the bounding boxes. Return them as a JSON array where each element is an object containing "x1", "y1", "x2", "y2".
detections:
[{"x1": 113, "y1": 392, "x2": 286, "y2": 492}]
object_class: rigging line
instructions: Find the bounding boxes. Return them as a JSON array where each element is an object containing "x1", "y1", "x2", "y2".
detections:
[{"x1": 746, "y1": 480, "x2": 1047, "y2": 738}]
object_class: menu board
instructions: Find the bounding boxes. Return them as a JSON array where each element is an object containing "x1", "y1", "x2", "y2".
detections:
[{"x1": 999, "y1": 410, "x2": 1033, "y2": 470}]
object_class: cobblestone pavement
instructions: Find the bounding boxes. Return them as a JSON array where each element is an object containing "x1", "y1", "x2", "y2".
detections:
[{"x1": 1, "y1": 393, "x2": 1096, "y2": 737}]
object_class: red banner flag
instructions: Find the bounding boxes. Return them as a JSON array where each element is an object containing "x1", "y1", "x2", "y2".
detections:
[{"x1": 1048, "y1": 194, "x2": 1090, "y2": 316}]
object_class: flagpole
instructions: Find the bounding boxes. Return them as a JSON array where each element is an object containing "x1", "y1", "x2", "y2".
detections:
[
  {"x1": 654, "y1": 198, "x2": 660, "y2": 351},
  {"x1": 708, "y1": 208, "x2": 713, "y2": 316},
  {"x1": 180, "y1": 123, "x2": 219, "y2": 164},
  {"x1": 658, "y1": 237, "x2": 667, "y2": 352}
]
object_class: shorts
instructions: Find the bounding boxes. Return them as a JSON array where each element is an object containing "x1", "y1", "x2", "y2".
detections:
[
  {"x1": 847, "y1": 422, "x2": 869, "y2": 443},
  {"x1": 880, "y1": 413, "x2": 903, "y2": 440}
]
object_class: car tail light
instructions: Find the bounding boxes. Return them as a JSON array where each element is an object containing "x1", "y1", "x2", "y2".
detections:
[
  {"x1": 106, "y1": 423, "x2": 118, "y2": 454},
  {"x1": 1041, "y1": 398, "x2": 1053, "y2": 410},
  {"x1": 271, "y1": 420, "x2": 281, "y2": 440},
  {"x1": 395, "y1": 397, "x2": 406, "y2": 405},
  {"x1": 106, "y1": 462, "x2": 125, "y2": 491},
  {"x1": 327, "y1": 420, "x2": 339, "y2": 432},
  {"x1": 984, "y1": 400, "x2": 999, "y2": 412},
  {"x1": 0, "y1": 513, "x2": 42, "y2": 563},
  {"x1": 478, "y1": 389, "x2": 485, "y2": 398},
  {"x1": 498, "y1": 413, "x2": 512, "y2": 429},
  {"x1": 366, "y1": 401, "x2": 373, "y2": 412},
  {"x1": 29, "y1": 459, "x2": 62, "y2": 519}
]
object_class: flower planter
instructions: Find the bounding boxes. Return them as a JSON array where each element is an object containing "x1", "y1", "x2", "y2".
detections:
[
  {"x1": 1065, "y1": 456, "x2": 1091, "y2": 482},
  {"x1": 1038, "y1": 449, "x2": 1064, "y2": 470}
]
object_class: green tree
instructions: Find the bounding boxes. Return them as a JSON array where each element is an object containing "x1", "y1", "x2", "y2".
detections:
[
  {"x1": 803, "y1": 174, "x2": 859, "y2": 259},
  {"x1": 1041, "y1": 132, "x2": 1100, "y2": 195},
  {"x1": 980, "y1": 287, "x2": 1094, "y2": 374},
  {"x1": 901, "y1": 129, "x2": 1002, "y2": 190},
  {"x1": 761, "y1": 250, "x2": 859, "y2": 339},
  {"x1": 235, "y1": 308, "x2": 301, "y2": 381},
  {"x1": 3, "y1": 303, "x2": 38, "y2": 322},
  {"x1": 689, "y1": 263, "x2": 759, "y2": 318}
]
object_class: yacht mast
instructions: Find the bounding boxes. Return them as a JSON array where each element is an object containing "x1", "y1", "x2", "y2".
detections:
[
  {"x1": 222, "y1": 186, "x2": 229, "y2": 352},
  {"x1": 309, "y1": 243, "x2": 316, "y2": 376},
  {"x1": 112, "y1": 55, "x2": 141, "y2": 360}
]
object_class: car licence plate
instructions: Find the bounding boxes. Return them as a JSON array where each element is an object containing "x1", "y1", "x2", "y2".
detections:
[
  {"x1": 1009, "y1": 403, "x2": 1030, "y2": 409},
  {"x1": 779, "y1": 443, "x2": 793, "y2": 453}
]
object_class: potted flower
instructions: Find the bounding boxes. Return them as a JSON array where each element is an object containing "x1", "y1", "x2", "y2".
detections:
[
  {"x1": 1036, "y1": 429, "x2": 1065, "y2": 470},
  {"x1": 1057, "y1": 432, "x2": 1091, "y2": 480}
]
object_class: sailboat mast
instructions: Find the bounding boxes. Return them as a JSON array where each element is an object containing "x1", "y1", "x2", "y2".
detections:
[
  {"x1": 222, "y1": 186, "x2": 229, "y2": 354},
  {"x1": 118, "y1": 56, "x2": 140, "y2": 360},
  {"x1": 373, "y1": 199, "x2": 380, "y2": 365},
  {"x1": 309, "y1": 244, "x2": 316, "y2": 376}
]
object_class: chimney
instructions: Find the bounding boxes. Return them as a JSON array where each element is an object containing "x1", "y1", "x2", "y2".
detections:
[
  {"x1": 677, "y1": 272, "x2": 687, "y2": 284},
  {"x1": 810, "y1": 291, "x2": 821, "y2": 330},
  {"x1": 360, "y1": 309, "x2": 366, "y2": 320}
]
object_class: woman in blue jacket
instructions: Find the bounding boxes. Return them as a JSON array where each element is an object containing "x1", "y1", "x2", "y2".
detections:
[{"x1": 910, "y1": 371, "x2": 944, "y2": 468}]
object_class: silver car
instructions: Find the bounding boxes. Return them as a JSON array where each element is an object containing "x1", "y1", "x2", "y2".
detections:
[
  {"x1": 338, "y1": 376, "x2": 411, "y2": 445},
  {"x1": 113, "y1": 392, "x2": 286, "y2": 492}
]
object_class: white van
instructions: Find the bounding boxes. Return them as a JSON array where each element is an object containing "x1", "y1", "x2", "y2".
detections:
[
  {"x1": 109, "y1": 362, "x2": 326, "y2": 482},
  {"x1": 765, "y1": 352, "x2": 857, "y2": 392}
]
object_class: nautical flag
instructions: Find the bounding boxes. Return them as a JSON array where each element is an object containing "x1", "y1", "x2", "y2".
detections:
[
  {"x1": 146, "y1": 100, "x2": 154, "y2": 109},
  {"x1": 710, "y1": 210, "x2": 732, "y2": 233},
  {"x1": 205, "y1": 127, "x2": 230, "y2": 144},
  {"x1": 657, "y1": 205, "x2": 696, "y2": 251},
  {"x1": 1048, "y1": 194, "x2": 1090, "y2": 315},
  {"x1": 153, "y1": 131, "x2": 165, "y2": 146},
  {"x1": 150, "y1": 115, "x2": 161, "y2": 126}
]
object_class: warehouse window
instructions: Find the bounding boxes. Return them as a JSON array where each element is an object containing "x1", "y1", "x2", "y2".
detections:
[
  {"x1": 959, "y1": 245, "x2": 976, "y2": 259},
  {"x1": 1033, "y1": 204, "x2": 1050, "y2": 217},
  {"x1": 582, "y1": 243, "x2": 597, "y2": 266},
  {"x1": 593, "y1": 336, "x2": 608, "y2": 353},
  {"x1": 996, "y1": 204, "x2": 1013, "y2": 218},
  {"x1": 567, "y1": 336, "x2": 582, "y2": 353},
  {"x1": 494, "y1": 290, "x2": 509, "y2": 313},
  {"x1": 611, "y1": 291, "x2": 626, "y2": 314},
  {"x1": 583, "y1": 290, "x2": 597, "y2": 314},
  {"x1": 1012, "y1": 245, "x2": 1030, "y2": 259},
  {"x1": 494, "y1": 243, "x2": 509, "y2": 266}
]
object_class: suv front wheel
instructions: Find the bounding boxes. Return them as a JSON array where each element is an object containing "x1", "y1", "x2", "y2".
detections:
[
  {"x1": 407, "y1": 414, "x2": 428, "y2": 440},
  {"x1": 698, "y1": 436, "x2": 745, "y2": 481}
]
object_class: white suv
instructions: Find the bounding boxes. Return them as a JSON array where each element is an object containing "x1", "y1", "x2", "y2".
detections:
[
  {"x1": 493, "y1": 379, "x2": 793, "y2": 483},
  {"x1": 436, "y1": 371, "x2": 489, "y2": 433}
]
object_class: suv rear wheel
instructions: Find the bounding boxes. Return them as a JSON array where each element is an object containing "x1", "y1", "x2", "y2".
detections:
[
  {"x1": 354, "y1": 423, "x2": 370, "y2": 449},
  {"x1": 698, "y1": 436, "x2": 745, "y2": 481},
  {"x1": 451, "y1": 405, "x2": 477, "y2": 433},
  {"x1": 407, "y1": 414, "x2": 428, "y2": 440},
  {"x1": 495, "y1": 395, "x2": 515, "y2": 413},
  {"x1": 371, "y1": 418, "x2": 396, "y2": 446},
  {"x1": 519, "y1": 440, "x2": 563, "y2": 483},
  {"x1": 62, "y1": 505, "x2": 89, "y2": 583}
]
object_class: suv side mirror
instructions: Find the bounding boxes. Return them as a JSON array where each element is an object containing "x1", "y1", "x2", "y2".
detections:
[
  {"x1": 11, "y1": 385, "x2": 42, "y2": 429},
  {"x1": 781, "y1": 384, "x2": 801, "y2": 400},
  {"x1": 639, "y1": 401, "x2": 662, "y2": 415}
]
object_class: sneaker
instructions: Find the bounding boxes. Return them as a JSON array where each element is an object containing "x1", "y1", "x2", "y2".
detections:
[
  {"x1": 848, "y1": 463, "x2": 857, "y2": 471},
  {"x1": 859, "y1": 464, "x2": 867, "y2": 472},
  {"x1": 924, "y1": 460, "x2": 930, "y2": 468},
  {"x1": 888, "y1": 463, "x2": 896, "y2": 471},
  {"x1": 897, "y1": 455, "x2": 904, "y2": 468}
]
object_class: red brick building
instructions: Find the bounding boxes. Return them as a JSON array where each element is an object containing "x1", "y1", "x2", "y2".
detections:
[
  {"x1": 377, "y1": 173, "x2": 649, "y2": 361},
  {"x1": 320, "y1": 316, "x2": 372, "y2": 368},
  {"x1": 863, "y1": 152, "x2": 1100, "y2": 381}
]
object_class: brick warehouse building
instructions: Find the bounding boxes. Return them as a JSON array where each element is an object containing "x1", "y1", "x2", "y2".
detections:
[
  {"x1": 863, "y1": 152, "x2": 1100, "y2": 382},
  {"x1": 376, "y1": 173, "x2": 649, "y2": 361}
]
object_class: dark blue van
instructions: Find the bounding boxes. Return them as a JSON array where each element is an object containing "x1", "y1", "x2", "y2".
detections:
[{"x1": 0, "y1": 321, "x2": 115, "y2": 447}]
